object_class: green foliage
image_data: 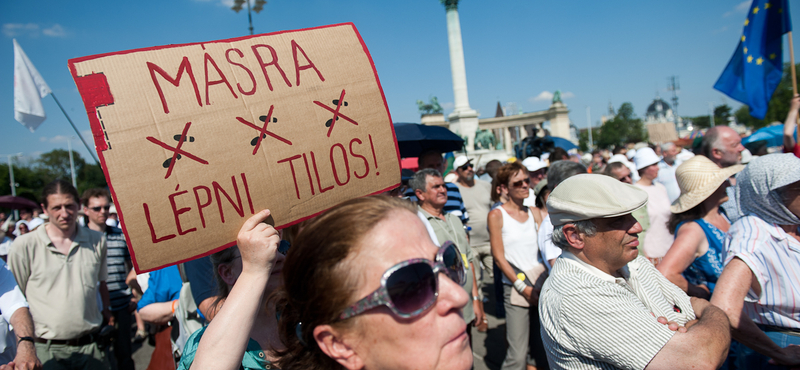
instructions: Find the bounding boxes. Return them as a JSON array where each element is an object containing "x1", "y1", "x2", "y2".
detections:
[
  {"x1": 596, "y1": 102, "x2": 648, "y2": 149},
  {"x1": 735, "y1": 63, "x2": 800, "y2": 129},
  {"x1": 578, "y1": 127, "x2": 601, "y2": 152},
  {"x1": 0, "y1": 150, "x2": 107, "y2": 209}
]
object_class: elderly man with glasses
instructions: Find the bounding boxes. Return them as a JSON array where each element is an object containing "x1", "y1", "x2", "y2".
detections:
[
  {"x1": 410, "y1": 168, "x2": 483, "y2": 344},
  {"x1": 539, "y1": 174, "x2": 731, "y2": 370}
]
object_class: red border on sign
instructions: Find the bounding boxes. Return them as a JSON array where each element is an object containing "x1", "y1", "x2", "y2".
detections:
[{"x1": 67, "y1": 23, "x2": 401, "y2": 273}]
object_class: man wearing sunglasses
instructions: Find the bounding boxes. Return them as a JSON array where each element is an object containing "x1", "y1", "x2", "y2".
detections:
[
  {"x1": 539, "y1": 174, "x2": 731, "y2": 370},
  {"x1": 411, "y1": 169, "x2": 483, "y2": 344},
  {"x1": 82, "y1": 188, "x2": 139, "y2": 370}
]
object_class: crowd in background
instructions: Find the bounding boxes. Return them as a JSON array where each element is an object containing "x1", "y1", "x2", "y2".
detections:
[{"x1": 0, "y1": 98, "x2": 799, "y2": 370}]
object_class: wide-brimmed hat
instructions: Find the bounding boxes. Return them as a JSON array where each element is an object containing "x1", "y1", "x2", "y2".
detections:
[
  {"x1": 670, "y1": 155, "x2": 744, "y2": 214},
  {"x1": 633, "y1": 147, "x2": 660, "y2": 170}
]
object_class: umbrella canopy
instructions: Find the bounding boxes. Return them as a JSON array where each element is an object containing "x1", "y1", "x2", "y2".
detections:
[
  {"x1": 742, "y1": 124, "x2": 795, "y2": 148},
  {"x1": 393, "y1": 123, "x2": 464, "y2": 158},
  {"x1": 547, "y1": 136, "x2": 578, "y2": 151},
  {"x1": 0, "y1": 195, "x2": 38, "y2": 210}
]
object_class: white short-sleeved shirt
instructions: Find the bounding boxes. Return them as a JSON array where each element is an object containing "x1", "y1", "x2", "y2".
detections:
[
  {"x1": 725, "y1": 215, "x2": 800, "y2": 329},
  {"x1": 0, "y1": 259, "x2": 29, "y2": 363},
  {"x1": 539, "y1": 252, "x2": 696, "y2": 370},
  {"x1": 537, "y1": 215, "x2": 562, "y2": 270}
]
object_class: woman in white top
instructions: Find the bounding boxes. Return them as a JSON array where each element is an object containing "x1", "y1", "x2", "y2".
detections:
[
  {"x1": 633, "y1": 147, "x2": 673, "y2": 264},
  {"x1": 488, "y1": 161, "x2": 548, "y2": 370}
]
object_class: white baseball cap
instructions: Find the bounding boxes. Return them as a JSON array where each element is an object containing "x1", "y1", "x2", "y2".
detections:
[{"x1": 522, "y1": 156, "x2": 547, "y2": 172}]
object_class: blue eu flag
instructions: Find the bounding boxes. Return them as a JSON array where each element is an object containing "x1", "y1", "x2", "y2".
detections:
[{"x1": 714, "y1": 0, "x2": 792, "y2": 119}]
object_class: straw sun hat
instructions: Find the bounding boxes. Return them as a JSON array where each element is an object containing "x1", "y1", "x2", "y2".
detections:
[{"x1": 670, "y1": 156, "x2": 744, "y2": 214}]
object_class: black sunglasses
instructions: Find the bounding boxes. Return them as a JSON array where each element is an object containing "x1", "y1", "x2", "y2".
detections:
[
  {"x1": 512, "y1": 178, "x2": 531, "y2": 187},
  {"x1": 339, "y1": 241, "x2": 465, "y2": 320},
  {"x1": 89, "y1": 205, "x2": 111, "y2": 212},
  {"x1": 459, "y1": 163, "x2": 473, "y2": 171}
]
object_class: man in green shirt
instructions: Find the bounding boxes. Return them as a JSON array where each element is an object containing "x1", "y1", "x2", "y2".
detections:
[{"x1": 410, "y1": 169, "x2": 484, "y2": 340}]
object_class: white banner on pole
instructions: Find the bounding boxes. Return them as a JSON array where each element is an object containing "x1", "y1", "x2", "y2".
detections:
[{"x1": 13, "y1": 39, "x2": 52, "y2": 132}]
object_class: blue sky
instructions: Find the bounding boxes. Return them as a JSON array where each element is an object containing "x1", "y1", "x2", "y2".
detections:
[{"x1": 2, "y1": 0, "x2": 799, "y2": 164}]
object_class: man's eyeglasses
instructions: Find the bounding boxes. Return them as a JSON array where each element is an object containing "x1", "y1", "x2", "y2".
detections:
[
  {"x1": 459, "y1": 163, "x2": 473, "y2": 171},
  {"x1": 339, "y1": 241, "x2": 465, "y2": 320},
  {"x1": 511, "y1": 178, "x2": 531, "y2": 188},
  {"x1": 89, "y1": 205, "x2": 111, "y2": 212}
]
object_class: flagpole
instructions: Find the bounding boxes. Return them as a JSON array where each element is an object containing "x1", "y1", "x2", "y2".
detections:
[
  {"x1": 50, "y1": 93, "x2": 99, "y2": 164},
  {"x1": 790, "y1": 31, "x2": 797, "y2": 96}
]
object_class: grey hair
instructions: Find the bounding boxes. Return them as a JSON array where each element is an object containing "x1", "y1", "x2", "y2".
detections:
[
  {"x1": 660, "y1": 142, "x2": 676, "y2": 152},
  {"x1": 551, "y1": 220, "x2": 598, "y2": 250},
  {"x1": 547, "y1": 161, "x2": 587, "y2": 190},
  {"x1": 409, "y1": 168, "x2": 442, "y2": 195},
  {"x1": 699, "y1": 126, "x2": 724, "y2": 157}
]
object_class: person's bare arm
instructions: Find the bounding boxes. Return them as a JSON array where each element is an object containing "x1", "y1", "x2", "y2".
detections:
[
  {"x1": 8, "y1": 307, "x2": 41, "y2": 370},
  {"x1": 197, "y1": 297, "x2": 223, "y2": 322},
  {"x1": 657, "y1": 223, "x2": 710, "y2": 299},
  {"x1": 711, "y1": 257, "x2": 800, "y2": 366},
  {"x1": 139, "y1": 300, "x2": 176, "y2": 326},
  {"x1": 784, "y1": 95, "x2": 800, "y2": 150},
  {"x1": 470, "y1": 262, "x2": 483, "y2": 327},
  {"x1": 190, "y1": 210, "x2": 279, "y2": 370},
  {"x1": 488, "y1": 209, "x2": 533, "y2": 300},
  {"x1": 99, "y1": 281, "x2": 113, "y2": 326},
  {"x1": 646, "y1": 298, "x2": 730, "y2": 370}
]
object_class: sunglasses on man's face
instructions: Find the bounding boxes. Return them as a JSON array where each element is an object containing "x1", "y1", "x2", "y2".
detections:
[
  {"x1": 89, "y1": 205, "x2": 111, "y2": 212},
  {"x1": 511, "y1": 178, "x2": 531, "y2": 188},
  {"x1": 339, "y1": 241, "x2": 466, "y2": 320},
  {"x1": 459, "y1": 163, "x2": 473, "y2": 171}
]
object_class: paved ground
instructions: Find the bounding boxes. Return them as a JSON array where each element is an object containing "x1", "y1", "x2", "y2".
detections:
[{"x1": 127, "y1": 275, "x2": 508, "y2": 370}]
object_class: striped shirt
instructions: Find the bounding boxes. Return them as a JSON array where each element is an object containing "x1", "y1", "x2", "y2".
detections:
[
  {"x1": 405, "y1": 182, "x2": 469, "y2": 224},
  {"x1": 724, "y1": 215, "x2": 800, "y2": 329},
  {"x1": 104, "y1": 226, "x2": 132, "y2": 312},
  {"x1": 539, "y1": 252, "x2": 696, "y2": 370}
]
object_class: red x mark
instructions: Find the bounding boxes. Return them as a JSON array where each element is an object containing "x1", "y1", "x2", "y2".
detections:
[
  {"x1": 236, "y1": 105, "x2": 293, "y2": 155},
  {"x1": 146, "y1": 121, "x2": 208, "y2": 179},
  {"x1": 314, "y1": 89, "x2": 359, "y2": 137}
]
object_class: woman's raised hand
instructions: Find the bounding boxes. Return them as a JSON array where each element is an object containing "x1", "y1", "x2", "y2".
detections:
[{"x1": 237, "y1": 209, "x2": 281, "y2": 275}]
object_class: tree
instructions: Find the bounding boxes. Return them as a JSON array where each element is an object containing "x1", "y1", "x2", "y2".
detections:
[
  {"x1": 596, "y1": 102, "x2": 648, "y2": 149},
  {"x1": 735, "y1": 62, "x2": 800, "y2": 129},
  {"x1": 578, "y1": 127, "x2": 601, "y2": 152},
  {"x1": 714, "y1": 104, "x2": 732, "y2": 126}
]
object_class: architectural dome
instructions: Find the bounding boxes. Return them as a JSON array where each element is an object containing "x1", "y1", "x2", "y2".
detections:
[{"x1": 645, "y1": 96, "x2": 674, "y2": 123}]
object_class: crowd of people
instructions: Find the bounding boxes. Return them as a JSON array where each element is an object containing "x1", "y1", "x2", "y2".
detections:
[{"x1": 0, "y1": 100, "x2": 799, "y2": 370}]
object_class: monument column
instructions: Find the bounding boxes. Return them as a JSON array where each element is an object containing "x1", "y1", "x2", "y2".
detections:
[{"x1": 443, "y1": 0, "x2": 479, "y2": 150}]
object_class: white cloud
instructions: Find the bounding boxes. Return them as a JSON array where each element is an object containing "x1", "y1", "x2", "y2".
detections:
[
  {"x1": 723, "y1": 1, "x2": 751, "y2": 17},
  {"x1": 3, "y1": 23, "x2": 67, "y2": 38},
  {"x1": 531, "y1": 91, "x2": 553, "y2": 102},
  {"x1": 2, "y1": 23, "x2": 39, "y2": 38},
  {"x1": 441, "y1": 102, "x2": 454, "y2": 111},
  {"x1": 530, "y1": 91, "x2": 574, "y2": 103},
  {"x1": 42, "y1": 24, "x2": 66, "y2": 38}
]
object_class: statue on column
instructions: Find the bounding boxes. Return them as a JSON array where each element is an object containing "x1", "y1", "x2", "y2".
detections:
[
  {"x1": 474, "y1": 129, "x2": 497, "y2": 150},
  {"x1": 440, "y1": 0, "x2": 459, "y2": 10},
  {"x1": 552, "y1": 90, "x2": 562, "y2": 104}
]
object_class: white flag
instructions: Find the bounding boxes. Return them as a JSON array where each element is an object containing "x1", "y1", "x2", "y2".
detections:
[{"x1": 13, "y1": 39, "x2": 51, "y2": 132}]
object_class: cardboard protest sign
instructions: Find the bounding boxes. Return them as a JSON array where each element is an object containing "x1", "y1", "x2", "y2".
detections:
[{"x1": 68, "y1": 23, "x2": 400, "y2": 272}]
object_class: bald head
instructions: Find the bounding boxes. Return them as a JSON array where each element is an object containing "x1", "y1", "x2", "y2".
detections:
[{"x1": 699, "y1": 126, "x2": 744, "y2": 168}]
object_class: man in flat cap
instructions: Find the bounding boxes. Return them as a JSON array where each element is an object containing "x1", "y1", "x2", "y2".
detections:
[{"x1": 539, "y1": 174, "x2": 731, "y2": 370}]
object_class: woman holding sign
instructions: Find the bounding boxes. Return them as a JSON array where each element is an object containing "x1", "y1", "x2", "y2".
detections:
[
  {"x1": 275, "y1": 196, "x2": 473, "y2": 370},
  {"x1": 177, "y1": 209, "x2": 285, "y2": 370}
]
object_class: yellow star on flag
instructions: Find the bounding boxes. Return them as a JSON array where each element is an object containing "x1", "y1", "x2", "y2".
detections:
[
  {"x1": 757, "y1": 57, "x2": 763, "y2": 65},
  {"x1": 745, "y1": 47, "x2": 748, "y2": 54},
  {"x1": 753, "y1": 6, "x2": 759, "y2": 14},
  {"x1": 748, "y1": 55, "x2": 754, "y2": 63},
  {"x1": 765, "y1": 3, "x2": 771, "y2": 9},
  {"x1": 745, "y1": 19, "x2": 750, "y2": 26},
  {"x1": 770, "y1": 53, "x2": 776, "y2": 59},
  {"x1": 742, "y1": 35, "x2": 746, "y2": 42}
]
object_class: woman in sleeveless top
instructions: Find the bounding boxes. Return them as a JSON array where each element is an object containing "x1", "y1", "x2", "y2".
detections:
[
  {"x1": 488, "y1": 162, "x2": 548, "y2": 370},
  {"x1": 658, "y1": 156, "x2": 744, "y2": 299}
]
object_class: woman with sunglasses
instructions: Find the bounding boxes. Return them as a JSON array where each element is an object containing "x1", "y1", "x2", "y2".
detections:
[
  {"x1": 178, "y1": 209, "x2": 286, "y2": 370},
  {"x1": 488, "y1": 162, "x2": 549, "y2": 370},
  {"x1": 275, "y1": 196, "x2": 472, "y2": 370}
]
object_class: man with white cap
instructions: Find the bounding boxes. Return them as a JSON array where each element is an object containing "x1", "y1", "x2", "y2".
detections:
[
  {"x1": 453, "y1": 155, "x2": 493, "y2": 331},
  {"x1": 539, "y1": 174, "x2": 731, "y2": 370},
  {"x1": 521, "y1": 156, "x2": 547, "y2": 207},
  {"x1": 633, "y1": 148, "x2": 672, "y2": 264},
  {"x1": 607, "y1": 154, "x2": 639, "y2": 183}
]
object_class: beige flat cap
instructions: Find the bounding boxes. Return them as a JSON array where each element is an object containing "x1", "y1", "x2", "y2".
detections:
[{"x1": 547, "y1": 174, "x2": 648, "y2": 226}]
